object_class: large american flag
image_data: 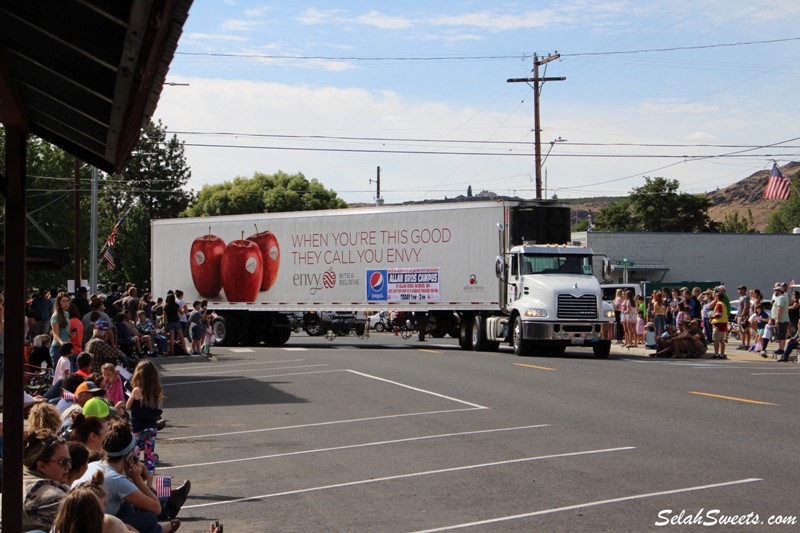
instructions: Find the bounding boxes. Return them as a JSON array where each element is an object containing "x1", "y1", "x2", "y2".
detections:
[
  {"x1": 763, "y1": 162, "x2": 791, "y2": 200},
  {"x1": 105, "y1": 213, "x2": 127, "y2": 247}
]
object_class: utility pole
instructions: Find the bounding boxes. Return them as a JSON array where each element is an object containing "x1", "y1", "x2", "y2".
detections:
[
  {"x1": 73, "y1": 157, "x2": 81, "y2": 286},
  {"x1": 370, "y1": 166, "x2": 384, "y2": 206},
  {"x1": 507, "y1": 53, "x2": 565, "y2": 199}
]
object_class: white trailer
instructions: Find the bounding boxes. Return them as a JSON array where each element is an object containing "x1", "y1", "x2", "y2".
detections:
[{"x1": 151, "y1": 201, "x2": 614, "y2": 356}]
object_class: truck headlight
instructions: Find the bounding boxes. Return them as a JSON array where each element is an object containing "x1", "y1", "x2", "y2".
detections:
[
  {"x1": 525, "y1": 308, "x2": 548, "y2": 318},
  {"x1": 604, "y1": 309, "x2": 615, "y2": 319}
]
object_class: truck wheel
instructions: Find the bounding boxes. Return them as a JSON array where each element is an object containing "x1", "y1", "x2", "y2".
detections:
[
  {"x1": 471, "y1": 315, "x2": 487, "y2": 351},
  {"x1": 212, "y1": 316, "x2": 240, "y2": 347},
  {"x1": 512, "y1": 317, "x2": 533, "y2": 356},
  {"x1": 593, "y1": 340, "x2": 611, "y2": 358},
  {"x1": 459, "y1": 318, "x2": 472, "y2": 350}
]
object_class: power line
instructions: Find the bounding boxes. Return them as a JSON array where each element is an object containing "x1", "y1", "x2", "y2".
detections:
[
  {"x1": 166, "y1": 130, "x2": 800, "y2": 150},
  {"x1": 173, "y1": 36, "x2": 800, "y2": 62}
]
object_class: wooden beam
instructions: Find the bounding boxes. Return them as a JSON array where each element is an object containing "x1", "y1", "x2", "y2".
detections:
[
  {"x1": 2, "y1": 125, "x2": 27, "y2": 533},
  {"x1": 0, "y1": 49, "x2": 29, "y2": 129}
]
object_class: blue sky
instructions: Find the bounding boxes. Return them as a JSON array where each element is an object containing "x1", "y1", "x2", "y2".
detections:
[{"x1": 154, "y1": 1, "x2": 800, "y2": 204}]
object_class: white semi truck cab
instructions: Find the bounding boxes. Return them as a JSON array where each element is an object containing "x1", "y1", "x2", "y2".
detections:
[{"x1": 475, "y1": 243, "x2": 614, "y2": 357}]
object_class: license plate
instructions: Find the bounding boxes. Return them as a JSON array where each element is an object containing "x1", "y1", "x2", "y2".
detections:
[{"x1": 570, "y1": 336, "x2": 583, "y2": 345}]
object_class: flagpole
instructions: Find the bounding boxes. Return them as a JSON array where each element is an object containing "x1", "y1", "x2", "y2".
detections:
[{"x1": 90, "y1": 167, "x2": 98, "y2": 294}]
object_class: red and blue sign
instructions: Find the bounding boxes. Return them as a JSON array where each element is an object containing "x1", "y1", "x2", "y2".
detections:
[{"x1": 367, "y1": 269, "x2": 387, "y2": 301}]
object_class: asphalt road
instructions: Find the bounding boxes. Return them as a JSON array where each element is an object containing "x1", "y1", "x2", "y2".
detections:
[{"x1": 153, "y1": 333, "x2": 800, "y2": 532}]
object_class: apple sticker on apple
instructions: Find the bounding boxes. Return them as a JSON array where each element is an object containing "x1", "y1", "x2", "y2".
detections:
[
  {"x1": 247, "y1": 225, "x2": 280, "y2": 291},
  {"x1": 190, "y1": 229, "x2": 226, "y2": 298},
  {"x1": 221, "y1": 233, "x2": 263, "y2": 302}
]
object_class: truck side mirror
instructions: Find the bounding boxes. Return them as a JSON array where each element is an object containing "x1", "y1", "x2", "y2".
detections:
[
  {"x1": 602, "y1": 257, "x2": 612, "y2": 282},
  {"x1": 495, "y1": 256, "x2": 505, "y2": 278}
]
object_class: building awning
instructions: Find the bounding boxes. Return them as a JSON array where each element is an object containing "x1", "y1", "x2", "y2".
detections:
[
  {"x1": 610, "y1": 260, "x2": 670, "y2": 272},
  {"x1": 0, "y1": 0, "x2": 192, "y2": 173}
]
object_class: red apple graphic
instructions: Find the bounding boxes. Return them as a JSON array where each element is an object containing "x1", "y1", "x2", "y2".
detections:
[
  {"x1": 190, "y1": 229, "x2": 226, "y2": 298},
  {"x1": 247, "y1": 225, "x2": 280, "y2": 291},
  {"x1": 221, "y1": 234, "x2": 263, "y2": 302}
]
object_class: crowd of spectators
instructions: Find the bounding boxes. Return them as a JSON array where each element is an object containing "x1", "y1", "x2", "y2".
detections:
[
  {"x1": 2, "y1": 282, "x2": 223, "y2": 532},
  {"x1": 613, "y1": 281, "x2": 800, "y2": 361}
]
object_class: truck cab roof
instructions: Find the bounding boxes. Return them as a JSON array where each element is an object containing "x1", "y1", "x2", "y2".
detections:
[{"x1": 514, "y1": 244, "x2": 590, "y2": 254}]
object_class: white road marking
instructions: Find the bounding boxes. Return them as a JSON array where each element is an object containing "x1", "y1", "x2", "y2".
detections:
[
  {"x1": 751, "y1": 372, "x2": 800, "y2": 375},
  {"x1": 282, "y1": 347, "x2": 308, "y2": 351},
  {"x1": 161, "y1": 424, "x2": 551, "y2": 470},
  {"x1": 411, "y1": 478, "x2": 762, "y2": 532},
  {"x1": 346, "y1": 369, "x2": 489, "y2": 409},
  {"x1": 183, "y1": 446, "x2": 636, "y2": 510},
  {"x1": 163, "y1": 407, "x2": 485, "y2": 442},
  {"x1": 228, "y1": 348, "x2": 255, "y2": 353}
]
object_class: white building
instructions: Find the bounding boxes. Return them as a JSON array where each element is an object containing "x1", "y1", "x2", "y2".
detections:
[{"x1": 574, "y1": 231, "x2": 800, "y2": 294}]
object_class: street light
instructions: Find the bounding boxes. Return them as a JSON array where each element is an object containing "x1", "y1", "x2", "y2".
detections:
[{"x1": 542, "y1": 137, "x2": 567, "y2": 198}]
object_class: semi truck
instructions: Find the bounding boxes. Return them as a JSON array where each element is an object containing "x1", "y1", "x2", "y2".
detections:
[{"x1": 151, "y1": 200, "x2": 614, "y2": 357}]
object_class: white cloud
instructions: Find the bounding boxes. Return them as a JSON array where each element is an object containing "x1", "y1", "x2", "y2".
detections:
[
  {"x1": 244, "y1": 5, "x2": 273, "y2": 18},
  {"x1": 635, "y1": 98, "x2": 719, "y2": 115},
  {"x1": 429, "y1": 10, "x2": 568, "y2": 31},
  {"x1": 184, "y1": 32, "x2": 249, "y2": 43},
  {"x1": 222, "y1": 19, "x2": 261, "y2": 31},
  {"x1": 352, "y1": 10, "x2": 413, "y2": 29},
  {"x1": 297, "y1": 8, "x2": 337, "y2": 25},
  {"x1": 686, "y1": 131, "x2": 717, "y2": 141}
]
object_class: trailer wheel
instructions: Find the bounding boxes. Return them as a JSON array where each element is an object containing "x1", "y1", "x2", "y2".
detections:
[
  {"x1": 512, "y1": 317, "x2": 533, "y2": 356},
  {"x1": 593, "y1": 340, "x2": 611, "y2": 358},
  {"x1": 213, "y1": 316, "x2": 240, "y2": 347},
  {"x1": 459, "y1": 317, "x2": 472, "y2": 350},
  {"x1": 263, "y1": 314, "x2": 291, "y2": 346}
]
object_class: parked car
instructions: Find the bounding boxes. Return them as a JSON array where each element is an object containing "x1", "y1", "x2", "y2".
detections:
[{"x1": 368, "y1": 311, "x2": 389, "y2": 332}]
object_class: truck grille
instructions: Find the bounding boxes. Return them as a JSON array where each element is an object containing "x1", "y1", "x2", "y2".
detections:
[{"x1": 557, "y1": 294, "x2": 598, "y2": 320}]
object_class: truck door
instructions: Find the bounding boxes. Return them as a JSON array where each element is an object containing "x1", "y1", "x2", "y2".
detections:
[{"x1": 508, "y1": 254, "x2": 520, "y2": 302}]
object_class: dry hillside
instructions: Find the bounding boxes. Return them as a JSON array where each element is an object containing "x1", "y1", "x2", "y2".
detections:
[{"x1": 569, "y1": 162, "x2": 800, "y2": 231}]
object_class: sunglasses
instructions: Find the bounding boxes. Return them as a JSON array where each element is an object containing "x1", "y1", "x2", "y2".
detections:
[{"x1": 48, "y1": 457, "x2": 72, "y2": 468}]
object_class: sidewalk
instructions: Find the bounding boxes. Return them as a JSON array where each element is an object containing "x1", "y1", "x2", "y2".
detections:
[{"x1": 608, "y1": 341, "x2": 797, "y2": 363}]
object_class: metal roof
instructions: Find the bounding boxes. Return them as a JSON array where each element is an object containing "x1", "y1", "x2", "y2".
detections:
[{"x1": 0, "y1": 0, "x2": 192, "y2": 173}]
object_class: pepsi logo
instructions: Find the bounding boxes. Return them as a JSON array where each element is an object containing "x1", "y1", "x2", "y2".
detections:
[{"x1": 370, "y1": 272, "x2": 384, "y2": 291}]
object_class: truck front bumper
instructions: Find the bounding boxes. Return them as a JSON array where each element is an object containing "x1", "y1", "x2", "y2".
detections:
[{"x1": 521, "y1": 320, "x2": 614, "y2": 345}]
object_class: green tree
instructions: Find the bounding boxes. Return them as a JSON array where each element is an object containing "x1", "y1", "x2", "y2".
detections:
[
  {"x1": 718, "y1": 209, "x2": 759, "y2": 233},
  {"x1": 184, "y1": 171, "x2": 347, "y2": 217},
  {"x1": 595, "y1": 177, "x2": 714, "y2": 232},
  {"x1": 99, "y1": 120, "x2": 193, "y2": 289},
  {"x1": 0, "y1": 129, "x2": 95, "y2": 290}
]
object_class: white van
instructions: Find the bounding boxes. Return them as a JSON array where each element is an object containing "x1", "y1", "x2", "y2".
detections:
[{"x1": 600, "y1": 283, "x2": 642, "y2": 303}]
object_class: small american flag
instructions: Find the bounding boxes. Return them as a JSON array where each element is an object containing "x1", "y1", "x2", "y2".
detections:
[
  {"x1": 103, "y1": 247, "x2": 116, "y2": 270},
  {"x1": 764, "y1": 162, "x2": 791, "y2": 200},
  {"x1": 155, "y1": 475, "x2": 172, "y2": 498}
]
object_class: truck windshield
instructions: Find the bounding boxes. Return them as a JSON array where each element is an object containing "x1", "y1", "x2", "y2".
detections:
[{"x1": 519, "y1": 254, "x2": 593, "y2": 275}]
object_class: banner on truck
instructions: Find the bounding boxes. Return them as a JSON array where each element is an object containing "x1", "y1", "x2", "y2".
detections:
[{"x1": 367, "y1": 268, "x2": 440, "y2": 302}]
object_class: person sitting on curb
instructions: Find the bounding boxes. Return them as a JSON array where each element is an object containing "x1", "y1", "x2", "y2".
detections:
[
  {"x1": 85, "y1": 320, "x2": 134, "y2": 373},
  {"x1": 654, "y1": 320, "x2": 707, "y2": 358},
  {"x1": 777, "y1": 318, "x2": 800, "y2": 362}
]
